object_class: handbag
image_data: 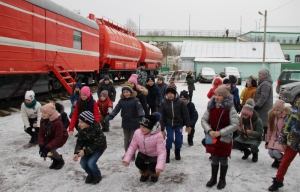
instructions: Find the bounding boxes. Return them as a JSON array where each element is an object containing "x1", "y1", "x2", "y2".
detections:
[{"x1": 205, "y1": 110, "x2": 224, "y2": 145}]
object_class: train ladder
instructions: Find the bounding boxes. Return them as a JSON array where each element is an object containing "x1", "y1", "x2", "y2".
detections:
[{"x1": 49, "y1": 64, "x2": 75, "y2": 94}]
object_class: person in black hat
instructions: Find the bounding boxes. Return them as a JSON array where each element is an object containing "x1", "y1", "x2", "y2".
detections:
[
  {"x1": 146, "y1": 76, "x2": 163, "y2": 114},
  {"x1": 97, "y1": 75, "x2": 116, "y2": 102},
  {"x1": 122, "y1": 112, "x2": 166, "y2": 183},
  {"x1": 69, "y1": 83, "x2": 81, "y2": 118},
  {"x1": 180, "y1": 90, "x2": 198, "y2": 146},
  {"x1": 159, "y1": 85, "x2": 191, "y2": 163}
]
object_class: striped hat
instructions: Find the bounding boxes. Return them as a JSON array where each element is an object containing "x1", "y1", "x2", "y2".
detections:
[
  {"x1": 79, "y1": 111, "x2": 94, "y2": 125},
  {"x1": 122, "y1": 85, "x2": 133, "y2": 94}
]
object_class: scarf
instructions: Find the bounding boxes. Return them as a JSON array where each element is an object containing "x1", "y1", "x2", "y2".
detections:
[
  {"x1": 24, "y1": 98, "x2": 37, "y2": 110},
  {"x1": 43, "y1": 119, "x2": 52, "y2": 136}
]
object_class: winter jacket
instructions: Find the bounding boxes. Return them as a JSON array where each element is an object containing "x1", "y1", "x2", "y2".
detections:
[
  {"x1": 38, "y1": 116, "x2": 69, "y2": 150},
  {"x1": 186, "y1": 101, "x2": 198, "y2": 126},
  {"x1": 207, "y1": 78, "x2": 223, "y2": 99},
  {"x1": 241, "y1": 87, "x2": 257, "y2": 107},
  {"x1": 146, "y1": 84, "x2": 163, "y2": 106},
  {"x1": 235, "y1": 111, "x2": 263, "y2": 147},
  {"x1": 123, "y1": 122, "x2": 166, "y2": 171},
  {"x1": 156, "y1": 82, "x2": 168, "y2": 97},
  {"x1": 55, "y1": 103, "x2": 70, "y2": 129},
  {"x1": 278, "y1": 107, "x2": 300, "y2": 151},
  {"x1": 231, "y1": 84, "x2": 241, "y2": 113},
  {"x1": 136, "y1": 67, "x2": 148, "y2": 86},
  {"x1": 69, "y1": 95, "x2": 100, "y2": 132},
  {"x1": 74, "y1": 121, "x2": 107, "y2": 155},
  {"x1": 70, "y1": 91, "x2": 80, "y2": 106},
  {"x1": 97, "y1": 79, "x2": 116, "y2": 102},
  {"x1": 110, "y1": 91, "x2": 145, "y2": 129},
  {"x1": 240, "y1": 87, "x2": 246, "y2": 101},
  {"x1": 186, "y1": 76, "x2": 195, "y2": 91},
  {"x1": 201, "y1": 95, "x2": 239, "y2": 157},
  {"x1": 21, "y1": 101, "x2": 42, "y2": 128},
  {"x1": 266, "y1": 109, "x2": 290, "y2": 152},
  {"x1": 254, "y1": 74, "x2": 273, "y2": 127},
  {"x1": 159, "y1": 94, "x2": 191, "y2": 131},
  {"x1": 97, "y1": 97, "x2": 113, "y2": 115}
]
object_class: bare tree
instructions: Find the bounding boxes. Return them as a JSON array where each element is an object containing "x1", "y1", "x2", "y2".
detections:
[{"x1": 124, "y1": 18, "x2": 137, "y2": 34}]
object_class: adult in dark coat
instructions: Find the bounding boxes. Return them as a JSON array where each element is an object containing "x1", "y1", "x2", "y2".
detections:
[
  {"x1": 254, "y1": 68, "x2": 273, "y2": 141},
  {"x1": 97, "y1": 75, "x2": 116, "y2": 102},
  {"x1": 186, "y1": 72, "x2": 196, "y2": 101}
]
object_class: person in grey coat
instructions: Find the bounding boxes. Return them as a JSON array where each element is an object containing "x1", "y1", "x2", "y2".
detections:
[
  {"x1": 107, "y1": 85, "x2": 145, "y2": 153},
  {"x1": 136, "y1": 62, "x2": 148, "y2": 87},
  {"x1": 254, "y1": 68, "x2": 273, "y2": 141}
]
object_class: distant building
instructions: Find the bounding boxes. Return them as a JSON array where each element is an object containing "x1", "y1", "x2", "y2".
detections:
[{"x1": 180, "y1": 41, "x2": 289, "y2": 81}]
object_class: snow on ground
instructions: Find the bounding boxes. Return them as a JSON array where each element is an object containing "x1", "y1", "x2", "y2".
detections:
[{"x1": 1, "y1": 80, "x2": 300, "y2": 192}]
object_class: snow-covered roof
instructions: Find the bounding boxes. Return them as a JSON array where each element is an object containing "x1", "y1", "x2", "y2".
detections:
[{"x1": 180, "y1": 41, "x2": 289, "y2": 63}]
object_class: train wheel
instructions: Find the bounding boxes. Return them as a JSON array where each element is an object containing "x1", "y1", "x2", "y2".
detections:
[{"x1": 51, "y1": 79, "x2": 62, "y2": 90}]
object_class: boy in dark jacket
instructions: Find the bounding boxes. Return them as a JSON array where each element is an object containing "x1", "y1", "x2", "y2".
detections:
[
  {"x1": 180, "y1": 90, "x2": 198, "y2": 146},
  {"x1": 97, "y1": 75, "x2": 116, "y2": 102},
  {"x1": 159, "y1": 85, "x2": 191, "y2": 163},
  {"x1": 55, "y1": 102, "x2": 70, "y2": 129},
  {"x1": 73, "y1": 111, "x2": 107, "y2": 184},
  {"x1": 39, "y1": 103, "x2": 69, "y2": 170},
  {"x1": 146, "y1": 76, "x2": 163, "y2": 114}
]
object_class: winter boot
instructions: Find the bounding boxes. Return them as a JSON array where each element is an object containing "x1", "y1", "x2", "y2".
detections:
[
  {"x1": 188, "y1": 135, "x2": 194, "y2": 146},
  {"x1": 53, "y1": 155, "x2": 65, "y2": 170},
  {"x1": 166, "y1": 149, "x2": 170, "y2": 163},
  {"x1": 92, "y1": 176, "x2": 102, "y2": 184},
  {"x1": 175, "y1": 149, "x2": 181, "y2": 160},
  {"x1": 139, "y1": 169, "x2": 150, "y2": 182},
  {"x1": 252, "y1": 152, "x2": 258, "y2": 162},
  {"x1": 206, "y1": 164, "x2": 219, "y2": 187},
  {"x1": 150, "y1": 172, "x2": 160, "y2": 182},
  {"x1": 268, "y1": 177, "x2": 284, "y2": 191},
  {"x1": 217, "y1": 165, "x2": 228, "y2": 189},
  {"x1": 271, "y1": 159, "x2": 280, "y2": 168},
  {"x1": 241, "y1": 148, "x2": 251, "y2": 160},
  {"x1": 49, "y1": 158, "x2": 58, "y2": 169},
  {"x1": 85, "y1": 175, "x2": 94, "y2": 184}
]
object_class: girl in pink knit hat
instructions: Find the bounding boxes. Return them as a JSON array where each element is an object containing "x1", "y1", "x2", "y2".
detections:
[{"x1": 38, "y1": 102, "x2": 69, "y2": 170}]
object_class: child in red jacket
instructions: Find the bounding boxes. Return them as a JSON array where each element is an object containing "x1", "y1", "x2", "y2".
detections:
[
  {"x1": 38, "y1": 103, "x2": 69, "y2": 170},
  {"x1": 97, "y1": 90, "x2": 113, "y2": 132}
]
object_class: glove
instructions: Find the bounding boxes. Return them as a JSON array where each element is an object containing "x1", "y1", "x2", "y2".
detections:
[
  {"x1": 39, "y1": 146, "x2": 49, "y2": 158},
  {"x1": 139, "y1": 116, "x2": 144, "y2": 121},
  {"x1": 106, "y1": 115, "x2": 114, "y2": 122}
]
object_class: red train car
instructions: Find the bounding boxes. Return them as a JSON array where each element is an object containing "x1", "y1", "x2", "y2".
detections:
[{"x1": 0, "y1": 0, "x2": 163, "y2": 101}]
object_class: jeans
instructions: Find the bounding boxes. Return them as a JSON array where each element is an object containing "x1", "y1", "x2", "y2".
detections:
[
  {"x1": 100, "y1": 114, "x2": 109, "y2": 130},
  {"x1": 166, "y1": 125, "x2": 183, "y2": 149},
  {"x1": 80, "y1": 151, "x2": 103, "y2": 177}
]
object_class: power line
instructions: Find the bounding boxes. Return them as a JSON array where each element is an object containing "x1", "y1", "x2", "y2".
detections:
[{"x1": 269, "y1": 0, "x2": 295, "y2": 13}]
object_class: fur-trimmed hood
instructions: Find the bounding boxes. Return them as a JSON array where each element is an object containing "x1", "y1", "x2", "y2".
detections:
[
  {"x1": 207, "y1": 94, "x2": 234, "y2": 111},
  {"x1": 120, "y1": 90, "x2": 137, "y2": 99}
]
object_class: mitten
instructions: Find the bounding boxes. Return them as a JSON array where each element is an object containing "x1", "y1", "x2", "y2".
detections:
[
  {"x1": 39, "y1": 146, "x2": 49, "y2": 158},
  {"x1": 106, "y1": 115, "x2": 114, "y2": 122}
]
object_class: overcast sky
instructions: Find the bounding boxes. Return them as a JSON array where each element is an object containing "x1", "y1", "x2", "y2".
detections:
[{"x1": 51, "y1": 0, "x2": 299, "y2": 34}]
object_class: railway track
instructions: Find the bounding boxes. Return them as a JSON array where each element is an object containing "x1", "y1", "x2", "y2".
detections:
[{"x1": 0, "y1": 79, "x2": 126, "y2": 117}]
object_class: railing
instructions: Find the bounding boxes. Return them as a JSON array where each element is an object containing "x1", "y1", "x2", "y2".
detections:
[
  {"x1": 240, "y1": 33, "x2": 300, "y2": 44},
  {"x1": 138, "y1": 29, "x2": 242, "y2": 37}
]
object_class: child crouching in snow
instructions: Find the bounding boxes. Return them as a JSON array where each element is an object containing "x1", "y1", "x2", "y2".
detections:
[
  {"x1": 123, "y1": 112, "x2": 166, "y2": 182},
  {"x1": 38, "y1": 103, "x2": 69, "y2": 170},
  {"x1": 201, "y1": 85, "x2": 239, "y2": 189},
  {"x1": 73, "y1": 111, "x2": 107, "y2": 184}
]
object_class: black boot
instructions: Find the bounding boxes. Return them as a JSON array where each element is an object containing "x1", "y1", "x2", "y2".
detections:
[
  {"x1": 92, "y1": 176, "x2": 102, "y2": 184},
  {"x1": 49, "y1": 158, "x2": 57, "y2": 169},
  {"x1": 175, "y1": 149, "x2": 181, "y2": 160},
  {"x1": 206, "y1": 164, "x2": 219, "y2": 187},
  {"x1": 85, "y1": 175, "x2": 94, "y2": 184},
  {"x1": 217, "y1": 165, "x2": 228, "y2": 189},
  {"x1": 252, "y1": 152, "x2": 258, "y2": 162},
  {"x1": 188, "y1": 135, "x2": 193, "y2": 146},
  {"x1": 139, "y1": 170, "x2": 150, "y2": 182},
  {"x1": 271, "y1": 159, "x2": 280, "y2": 168},
  {"x1": 241, "y1": 148, "x2": 251, "y2": 160},
  {"x1": 166, "y1": 149, "x2": 170, "y2": 163},
  {"x1": 53, "y1": 155, "x2": 65, "y2": 170},
  {"x1": 268, "y1": 177, "x2": 284, "y2": 191}
]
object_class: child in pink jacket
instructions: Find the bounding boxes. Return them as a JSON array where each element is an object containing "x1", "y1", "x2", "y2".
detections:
[{"x1": 122, "y1": 112, "x2": 166, "y2": 183}]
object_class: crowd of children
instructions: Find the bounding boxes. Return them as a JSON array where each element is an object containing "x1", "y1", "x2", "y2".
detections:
[{"x1": 18, "y1": 68, "x2": 300, "y2": 190}]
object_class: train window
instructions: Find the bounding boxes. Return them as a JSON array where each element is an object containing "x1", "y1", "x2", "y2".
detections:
[
  {"x1": 295, "y1": 55, "x2": 300, "y2": 63},
  {"x1": 73, "y1": 30, "x2": 82, "y2": 50}
]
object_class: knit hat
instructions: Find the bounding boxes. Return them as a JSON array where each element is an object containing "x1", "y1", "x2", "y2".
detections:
[
  {"x1": 79, "y1": 111, "x2": 94, "y2": 125},
  {"x1": 223, "y1": 78, "x2": 230, "y2": 85},
  {"x1": 25, "y1": 90, "x2": 35, "y2": 101},
  {"x1": 140, "y1": 115, "x2": 158, "y2": 130},
  {"x1": 229, "y1": 75, "x2": 237, "y2": 84},
  {"x1": 259, "y1": 68, "x2": 270, "y2": 76},
  {"x1": 74, "y1": 83, "x2": 81, "y2": 89},
  {"x1": 128, "y1": 74, "x2": 141, "y2": 91},
  {"x1": 122, "y1": 85, "x2": 133, "y2": 94},
  {"x1": 166, "y1": 84, "x2": 177, "y2": 95},
  {"x1": 212, "y1": 77, "x2": 223, "y2": 87},
  {"x1": 139, "y1": 62, "x2": 146, "y2": 66},
  {"x1": 81, "y1": 86, "x2": 90, "y2": 97},
  {"x1": 152, "y1": 112, "x2": 161, "y2": 121},
  {"x1": 214, "y1": 84, "x2": 230, "y2": 98},
  {"x1": 157, "y1": 76, "x2": 165, "y2": 82},
  {"x1": 41, "y1": 102, "x2": 59, "y2": 121},
  {"x1": 100, "y1": 90, "x2": 108, "y2": 98},
  {"x1": 241, "y1": 98, "x2": 255, "y2": 116},
  {"x1": 147, "y1": 76, "x2": 155, "y2": 82},
  {"x1": 180, "y1": 90, "x2": 190, "y2": 100},
  {"x1": 103, "y1": 75, "x2": 110, "y2": 81},
  {"x1": 273, "y1": 99, "x2": 285, "y2": 111}
]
